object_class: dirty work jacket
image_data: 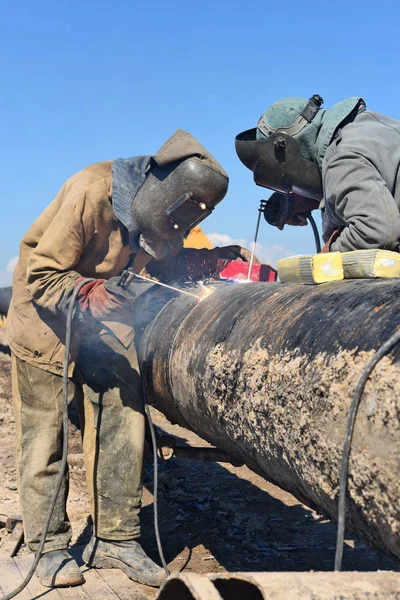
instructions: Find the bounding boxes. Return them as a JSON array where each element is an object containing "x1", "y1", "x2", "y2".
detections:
[
  {"x1": 7, "y1": 161, "x2": 133, "y2": 375},
  {"x1": 6, "y1": 162, "x2": 206, "y2": 376},
  {"x1": 321, "y1": 110, "x2": 400, "y2": 252}
]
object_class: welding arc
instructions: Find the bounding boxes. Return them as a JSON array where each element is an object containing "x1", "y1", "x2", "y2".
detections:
[
  {"x1": 134, "y1": 272, "x2": 201, "y2": 299},
  {"x1": 247, "y1": 206, "x2": 263, "y2": 281}
]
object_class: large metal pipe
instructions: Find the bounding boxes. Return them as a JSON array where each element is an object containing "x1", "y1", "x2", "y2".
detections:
[
  {"x1": 156, "y1": 571, "x2": 400, "y2": 599},
  {"x1": 140, "y1": 279, "x2": 400, "y2": 560},
  {"x1": 3, "y1": 279, "x2": 400, "y2": 557}
]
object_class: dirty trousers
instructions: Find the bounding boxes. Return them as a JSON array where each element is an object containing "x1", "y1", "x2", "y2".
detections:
[{"x1": 12, "y1": 332, "x2": 145, "y2": 552}]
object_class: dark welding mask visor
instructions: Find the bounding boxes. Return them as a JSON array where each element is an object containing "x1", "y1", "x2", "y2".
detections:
[
  {"x1": 166, "y1": 192, "x2": 213, "y2": 230},
  {"x1": 235, "y1": 129, "x2": 322, "y2": 201}
]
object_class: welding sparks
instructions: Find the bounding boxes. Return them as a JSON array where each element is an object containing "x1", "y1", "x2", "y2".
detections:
[
  {"x1": 134, "y1": 273, "x2": 201, "y2": 299},
  {"x1": 133, "y1": 273, "x2": 217, "y2": 301},
  {"x1": 197, "y1": 281, "x2": 216, "y2": 299},
  {"x1": 229, "y1": 278, "x2": 253, "y2": 284}
]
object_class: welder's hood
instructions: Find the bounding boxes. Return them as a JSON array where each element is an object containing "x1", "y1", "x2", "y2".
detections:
[
  {"x1": 256, "y1": 96, "x2": 365, "y2": 169},
  {"x1": 154, "y1": 129, "x2": 228, "y2": 176},
  {"x1": 112, "y1": 130, "x2": 228, "y2": 261},
  {"x1": 256, "y1": 97, "x2": 326, "y2": 164},
  {"x1": 235, "y1": 96, "x2": 364, "y2": 200}
]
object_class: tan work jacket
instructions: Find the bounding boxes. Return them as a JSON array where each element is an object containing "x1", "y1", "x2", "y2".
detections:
[
  {"x1": 7, "y1": 161, "x2": 213, "y2": 376},
  {"x1": 7, "y1": 161, "x2": 136, "y2": 375},
  {"x1": 7, "y1": 125, "x2": 223, "y2": 377}
]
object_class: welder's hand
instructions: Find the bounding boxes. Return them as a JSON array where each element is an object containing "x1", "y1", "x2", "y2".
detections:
[
  {"x1": 286, "y1": 213, "x2": 309, "y2": 227},
  {"x1": 148, "y1": 247, "x2": 260, "y2": 282},
  {"x1": 73, "y1": 277, "x2": 132, "y2": 322},
  {"x1": 216, "y1": 245, "x2": 261, "y2": 264},
  {"x1": 74, "y1": 274, "x2": 153, "y2": 322},
  {"x1": 185, "y1": 246, "x2": 260, "y2": 280},
  {"x1": 264, "y1": 192, "x2": 319, "y2": 229}
]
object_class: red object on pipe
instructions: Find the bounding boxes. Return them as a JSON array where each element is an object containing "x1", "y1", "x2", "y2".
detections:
[{"x1": 215, "y1": 259, "x2": 277, "y2": 282}]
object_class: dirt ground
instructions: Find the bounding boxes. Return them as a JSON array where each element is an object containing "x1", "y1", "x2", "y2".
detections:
[{"x1": 0, "y1": 327, "x2": 398, "y2": 581}]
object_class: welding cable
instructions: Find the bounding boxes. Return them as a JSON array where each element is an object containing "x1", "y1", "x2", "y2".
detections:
[
  {"x1": 1, "y1": 278, "x2": 94, "y2": 600},
  {"x1": 144, "y1": 392, "x2": 170, "y2": 576},
  {"x1": 306, "y1": 213, "x2": 321, "y2": 253},
  {"x1": 135, "y1": 272, "x2": 203, "y2": 576},
  {"x1": 334, "y1": 327, "x2": 400, "y2": 571},
  {"x1": 140, "y1": 318, "x2": 170, "y2": 576}
]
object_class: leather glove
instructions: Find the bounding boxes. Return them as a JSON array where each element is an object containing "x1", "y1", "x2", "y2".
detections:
[
  {"x1": 264, "y1": 192, "x2": 320, "y2": 230},
  {"x1": 73, "y1": 274, "x2": 153, "y2": 321},
  {"x1": 147, "y1": 246, "x2": 259, "y2": 282},
  {"x1": 184, "y1": 246, "x2": 260, "y2": 281},
  {"x1": 214, "y1": 245, "x2": 260, "y2": 264}
]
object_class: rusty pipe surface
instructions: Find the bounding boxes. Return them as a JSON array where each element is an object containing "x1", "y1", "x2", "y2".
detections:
[
  {"x1": 156, "y1": 571, "x2": 400, "y2": 599},
  {"x1": 140, "y1": 279, "x2": 400, "y2": 560}
]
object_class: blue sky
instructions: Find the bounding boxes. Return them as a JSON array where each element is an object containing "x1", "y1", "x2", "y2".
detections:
[{"x1": 1, "y1": 0, "x2": 400, "y2": 284}]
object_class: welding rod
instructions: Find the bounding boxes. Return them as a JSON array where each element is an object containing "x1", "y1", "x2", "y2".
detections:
[
  {"x1": 134, "y1": 272, "x2": 201, "y2": 299},
  {"x1": 247, "y1": 207, "x2": 263, "y2": 281}
]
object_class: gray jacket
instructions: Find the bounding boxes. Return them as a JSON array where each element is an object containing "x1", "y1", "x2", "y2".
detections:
[{"x1": 321, "y1": 110, "x2": 400, "y2": 251}]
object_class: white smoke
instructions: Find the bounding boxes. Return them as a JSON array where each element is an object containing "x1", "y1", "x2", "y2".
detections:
[
  {"x1": 6, "y1": 257, "x2": 18, "y2": 273},
  {"x1": 0, "y1": 256, "x2": 18, "y2": 287}
]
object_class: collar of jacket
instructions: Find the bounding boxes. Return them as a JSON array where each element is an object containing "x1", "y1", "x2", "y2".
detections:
[
  {"x1": 111, "y1": 155, "x2": 151, "y2": 252},
  {"x1": 314, "y1": 97, "x2": 365, "y2": 169}
]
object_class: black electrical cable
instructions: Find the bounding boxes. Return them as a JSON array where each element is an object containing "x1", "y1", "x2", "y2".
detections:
[
  {"x1": 2, "y1": 276, "x2": 171, "y2": 596},
  {"x1": 135, "y1": 274, "x2": 204, "y2": 576},
  {"x1": 140, "y1": 326, "x2": 170, "y2": 576},
  {"x1": 1, "y1": 278, "x2": 94, "y2": 600},
  {"x1": 144, "y1": 398, "x2": 169, "y2": 576},
  {"x1": 334, "y1": 327, "x2": 400, "y2": 571},
  {"x1": 306, "y1": 213, "x2": 321, "y2": 253}
]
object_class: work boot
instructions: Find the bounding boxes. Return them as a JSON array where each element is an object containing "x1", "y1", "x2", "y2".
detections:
[
  {"x1": 36, "y1": 549, "x2": 84, "y2": 587},
  {"x1": 83, "y1": 536, "x2": 167, "y2": 587}
]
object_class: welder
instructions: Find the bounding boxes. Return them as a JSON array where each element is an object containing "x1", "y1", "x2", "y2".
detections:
[
  {"x1": 6, "y1": 129, "x2": 251, "y2": 588},
  {"x1": 236, "y1": 95, "x2": 400, "y2": 252}
]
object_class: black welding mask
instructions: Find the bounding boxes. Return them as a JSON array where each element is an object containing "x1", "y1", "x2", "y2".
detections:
[
  {"x1": 235, "y1": 128, "x2": 323, "y2": 201},
  {"x1": 132, "y1": 155, "x2": 228, "y2": 260},
  {"x1": 235, "y1": 95, "x2": 325, "y2": 201}
]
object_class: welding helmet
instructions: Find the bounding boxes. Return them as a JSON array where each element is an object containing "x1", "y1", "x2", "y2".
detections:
[
  {"x1": 133, "y1": 130, "x2": 228, "y2": 261},
  {"x1": 256, "y1": 95, "x2": 326, "y2": 161},
  {"x1": 235, "y1": 95, "x2": 325, "y2": 201}
]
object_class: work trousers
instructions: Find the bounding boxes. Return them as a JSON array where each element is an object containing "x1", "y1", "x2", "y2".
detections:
[{"x1": 12, "y1": 331, "x2": 145, "y2": 552}]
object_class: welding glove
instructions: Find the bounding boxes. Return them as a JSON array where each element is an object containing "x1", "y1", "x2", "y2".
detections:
[
  {"x1": 215, "y1": 245, "x2": 259, "y2": 263},
  {"x1": 71, "y1": 274, "x2": 154, "y2": 322},
  {"x1": 147, "y1": 246, "x2": 259, "y2": 282},
  {"x1": 264, "y1": 192, "x2": 320, "y2": 230},
  {"x1": 288, "y1": 194, "x2": 320, "y2": 227}
]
